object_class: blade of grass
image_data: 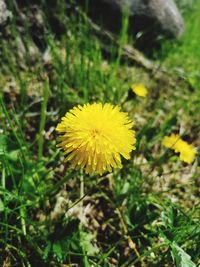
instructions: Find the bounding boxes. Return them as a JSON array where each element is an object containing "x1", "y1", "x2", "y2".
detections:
[{"x1": 38, "y1": 78, "x2": 49, "y2": 160}]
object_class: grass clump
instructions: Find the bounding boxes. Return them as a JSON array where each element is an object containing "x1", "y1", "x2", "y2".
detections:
[{"x1": 161, "y1": 0, "x2": 200, "y2": 89}]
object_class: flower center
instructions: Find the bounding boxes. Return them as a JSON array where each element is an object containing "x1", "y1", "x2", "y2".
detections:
[{"x1": 91, "y1": 128, "x2": 101, "y2": 138}]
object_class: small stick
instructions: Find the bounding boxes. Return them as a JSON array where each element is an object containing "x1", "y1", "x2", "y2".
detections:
[{"x1": 116, "y1": 207, "x2": 141, "y2": 259}]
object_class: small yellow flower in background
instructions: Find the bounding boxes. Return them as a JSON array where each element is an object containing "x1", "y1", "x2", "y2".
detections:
[
  {"x1": 56, "y1": 103, "x2": 136, "y2": 175},
  {"x1": 131, "y1": 83, "x2": 148, "y2": 97},
  {"x1": 162, "y1": 134, "x2": 180, "y2": 150},
  {"x1": 162, "y1": 133, "x2": 196, "y2": 164}
]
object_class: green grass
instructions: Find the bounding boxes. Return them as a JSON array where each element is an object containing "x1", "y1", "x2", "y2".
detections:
[
  {"x1": 161, "y1": 0, "x2": 200, "y2": 88},
  {"x1": 0, "y1": 1, "x2": 199, "y2": 266}
]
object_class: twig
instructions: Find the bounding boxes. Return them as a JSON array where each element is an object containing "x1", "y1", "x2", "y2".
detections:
[
  {"x1": 83, "y1": 14, "x2": 163, "y2": 72},
  {"x1": 80, "y1": 10, "x2": 188, "y2": 86},
  {"x1": 116, "y1": 207, "x2": 141, "y2": 260}
]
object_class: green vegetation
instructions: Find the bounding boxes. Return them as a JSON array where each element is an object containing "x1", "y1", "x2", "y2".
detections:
[
  {"x1": 162, "y1": 0, "x2": 200, "y2": 87},
  {"x1": 0, "y1": 1, "x2": 199, "y2": 266}
]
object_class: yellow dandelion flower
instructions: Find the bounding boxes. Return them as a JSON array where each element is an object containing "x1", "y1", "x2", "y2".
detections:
[
  {"x1": 162, "y1": 134, "x2": 181, "y2": 150},
  {"x1": 56, "y1": 103, "x2": 136, "y2": 175},
  {"x1": 162, "y1": 134, "x2": 196, "y2": 164},
  {"x1": 178, "y1": 142, "x2": 196, "y2": 164},
  {"x1": 131, "y1": 83, "x2": 148, "y2": 97}
]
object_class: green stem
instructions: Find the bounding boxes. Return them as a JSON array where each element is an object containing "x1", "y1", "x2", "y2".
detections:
[
  {"x1": 2, "y1": 167, "x2": 5, "y2": 189},
  {"x1": 79, "y1": 173, "x2": 90, "y2": 267},
  {"x1": 79, "y1": 172, "x2": 85, "y2": 228},
  {"x1": 38, "y1": 78, "x2": 49, "y2": 160},
  {"x1": 20, "y1": 205, "x2": 27, "y2": 236},
  {"x1": 80, "y1": 174, "x2": 84, "y2": 206},
  {"x1": 2, "y1": 168, "x2": 8, "y2": 240},
  {"x1": 115, "y1": 8, "x2": 129, "y2": 69}
]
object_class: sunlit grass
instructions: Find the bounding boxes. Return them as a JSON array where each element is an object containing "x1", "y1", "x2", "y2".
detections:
[{"x1": 161, "y1": 0, "x2": 200, "y2": 87}]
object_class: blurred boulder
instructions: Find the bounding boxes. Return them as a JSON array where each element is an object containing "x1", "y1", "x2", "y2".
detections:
[
  {"x1": 77, "y1": 0, "x2": 184, "y2": 38},
  {"x1": 131, "y1": 0, "x2": 184, "y2": 38}
]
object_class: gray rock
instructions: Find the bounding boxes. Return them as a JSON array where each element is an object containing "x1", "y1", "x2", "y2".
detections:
[
  {"x1": 130, "y1": 0, "x2": 184, "y2": 37},
  {"x1": 78, "y1": 0, "x2": 184, "y2": 38},
  {"x1": 0, "y1": 0, "x2": 12, "y2": 26}
]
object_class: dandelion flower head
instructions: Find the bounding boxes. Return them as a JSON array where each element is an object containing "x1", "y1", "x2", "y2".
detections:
[
  {"x1": 56, "y1": 103, "x2": 136, "y2": 175},
  {"x1": 131, "y1": 83, "x2": 148, "y2": 97},
  {"x1": 162, "y1": 133, "x2": 196, "y2": 164}
]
